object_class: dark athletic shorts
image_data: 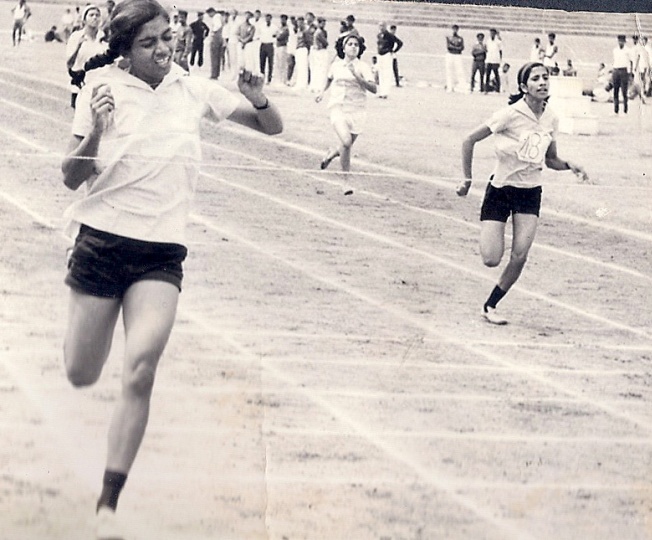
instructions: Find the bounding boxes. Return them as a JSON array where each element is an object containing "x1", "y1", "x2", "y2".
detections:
[
  {"x1": 480, "y1": 183, "x2": 542, "y2": 222},
  {"x1": 65, "y1": 225, "x2": 188, "y2": 298}
]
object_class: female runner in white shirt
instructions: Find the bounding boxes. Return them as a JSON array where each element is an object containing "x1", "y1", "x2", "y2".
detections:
[
  {"x1": 61, "y1": 0, "x2": 282, "y2": 536},
  {"x1": 315, "y1": 33, "x2": 376, "y2": 172},
  {"x1": 457, "y1": 62, "x2": 589, "y2": 325}
]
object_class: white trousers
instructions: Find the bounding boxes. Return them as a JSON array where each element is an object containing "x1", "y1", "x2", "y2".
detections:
[
  {"x1": 445, "y1": 53, "x2": 465, "y2": 92},
  {"x1": 377, "y1": 53, "x2": 393, "y2": 97}
]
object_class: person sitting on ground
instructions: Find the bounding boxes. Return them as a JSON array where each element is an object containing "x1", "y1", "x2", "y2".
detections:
[
  {"x1": 563, "y1": 59, "x2": 577, "y2": 77},
  {"x1": 45, "y1": 25, "x2": 64, "y2": 42}
]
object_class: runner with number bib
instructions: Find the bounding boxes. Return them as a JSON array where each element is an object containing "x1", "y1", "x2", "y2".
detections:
[{"x1": 456, "y1": 62, "x2": 589, "y2": 325}]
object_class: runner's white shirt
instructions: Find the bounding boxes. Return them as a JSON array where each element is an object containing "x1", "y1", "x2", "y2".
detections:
[
  {"x1": 485, "y1": 99, "x2": 559, "y2": 189},
  {"x1": 65, "y1": 64, "x2": 240, "y2": 244}
]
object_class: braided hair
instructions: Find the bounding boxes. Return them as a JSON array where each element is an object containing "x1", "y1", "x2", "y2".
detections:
[
  {"x1": 508, "y1": 61, "x2": 547, "y2": 105},
  {"x1": 70, "y1": 0, "x2": 169, "y2": 88}
]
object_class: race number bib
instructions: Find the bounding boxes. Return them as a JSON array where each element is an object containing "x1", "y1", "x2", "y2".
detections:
[{"x1": 517, "y1": 131, "x2": 550, "y2": 164}]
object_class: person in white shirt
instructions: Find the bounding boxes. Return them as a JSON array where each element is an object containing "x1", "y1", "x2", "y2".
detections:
[
  {"x1": 458, "y1": 62, "x2": 588, "y2": 324},
  {"x1": 11, "y1": 0, "x2": 31, "y2": 45},
  {"x1": 542, "y1": 32, "x2": 558, "y2": 70},
  {"x1": 60, "y1": 0, "x2": 282, "y2": 537},
  {"x1": 259, "y1": 13, "x2": 276, "y2": 83},
  {"x1": 315, "y1": 34, "x2": 377, "y2": 171},
  {"x1": 612, "y1": 34, "x2": 633, "y2": 114},
  {"x1": 632, "y1": 35, "x2": 649, "y2": 100},
  {"x1": 66, "y1": 4, "x2": 106, "y2": 108},
  {"x1": 530, "y1": 37, "x2": 544, "y2": 63},
  {"x1": 485, "y1": 28, "x2": 502, "y2": 92}
]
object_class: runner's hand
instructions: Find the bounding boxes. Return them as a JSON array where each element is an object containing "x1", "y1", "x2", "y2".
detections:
[
  {"x1": 456, "y1": 179, "x2": 472, "y2": 197},
  {"x1": 90, "y1": 84, "x2": 114, "y2": 133}
]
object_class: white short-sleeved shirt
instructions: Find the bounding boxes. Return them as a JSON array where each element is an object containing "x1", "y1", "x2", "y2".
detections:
[
  {"x1": 485, "y1": 99, "x2": 559, "y2": 189},
  {"x1": 65, "y1": 64, "x2": 240, "y2": 244},
  {"x1": 66, "y1": 30, "x2": 107, "y2": 92},
  {"x1": 327, "y1": 58, "x2": 373, "y2": 111},
  {"x1": 485, "y1": 37, "x2": 502, "y2": 64}
]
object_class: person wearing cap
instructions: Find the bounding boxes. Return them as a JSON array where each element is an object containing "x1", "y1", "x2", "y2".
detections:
[
  {"x1": 445, "y1": 24, "x2": 465, "y2": 93},
  {"x1": 66, "y1": 4, "x2": 106, "y2": 108},
  {"x1": 458, "y1": 61, "x2": 588, "y2": 325},
  {"x1": 612, "y1": 34, "x2": 633, "y2": 114}
]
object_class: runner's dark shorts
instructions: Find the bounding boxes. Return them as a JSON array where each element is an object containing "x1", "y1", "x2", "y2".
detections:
[
  {"x1": 480, "y1": 183, "x2": 542, "y2": 222},
  {"x1": 65, "y1": 225, "x2": 188, "y2": 298}
]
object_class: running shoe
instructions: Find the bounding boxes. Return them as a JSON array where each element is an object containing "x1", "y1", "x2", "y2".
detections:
[
  {"x1": 96, "y1": 507, "x2": 124, "y2": 540},
  {"x1": 483, "y1": 305, "x2": 508, "y2": 325}
]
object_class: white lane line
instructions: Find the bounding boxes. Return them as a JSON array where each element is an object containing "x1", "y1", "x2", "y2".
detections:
[
  {"x1": 200, "y1": 139, "x2": 652, "y2": 283},
  {"x1": 217, "y1": 124, "x2": 652, "y2": 244},
  {"x1": 2, "y1": 72, "x2": 651, "y2": 242},
  {"x1": 197, "y1": 173, "x2": 652, "y2": 341},
  {"x1": 1, "y1": 85, "x2": 649, "y2": 283},
  {"x1": 180, "y1": 309, "x2": 536, "y2": 540},
  {"x1": 262, "y1": 428, "x2": 652, "y2": 446},
  {"x1": 3, "y1": 88, "x2": 651, "y2": 414},
  {"x1": 189, "y1": 213, "x2": 652, "y2": 432}
]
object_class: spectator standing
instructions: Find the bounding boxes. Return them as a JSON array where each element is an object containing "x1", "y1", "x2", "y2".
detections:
[
  {"x1": 645, "y1": 36, "x2": 652, "y2": 96},
  {"x1": 309, "y1": 17, "x2": 329, "y2": 93},
  {"x1": 238, "y1": 11, "x2": 256, "y2": 72},
  {"x1": 189, "y1": 11, "x2": 209, "y2": 68},
  {"x1": 226, "y1": 9, "x2": 240, "y2": 78},
  {"x1": 286, "y1": 16, "x2": 298, "y2": 84},
  {"x1": 530, "y1": 37, "x2": 544, "y2": 62},
  {"x1": 173, "y1": 10, "x2": 192, "y2": 71},
  {"x1": 209, "y1": 9, "x2": 226, "y2": 79},
  {"x1": 305, "y1": 11, "x2": 317, "y2": 87},
  {"x1": 294, "y1": 16, "x2": 309, "y2": 90},
  {"x1": 60, "y1": 8, "x2": 74, "y2": 41},
  {"x1": 632, "y1": 35, "x2": 650, "y2": 96},
  {"x1": 470, "y1": 32, "x2": 487, "y2": 92},
  {"x1": 389, "y1": 24, "x2": 403, "y2": 87},
  {"x1": 376, "y1": 21, "x2": 401, "y2": 98},
  {"x1": 275, "y1": 14, "x2": 289, "y2": 85},
  {"x1": 11, "y1": 0, "x2": 31, "y2": 46},
  {"x1": 485, "y1": 28, "x2": 502, "y2": 93},
  {"x1": 252, "y1": 9, "x2": 263, "y2": 72},
  {"x1": 612, "y1": 34, "x2": 632, "y2": 115},
  {"x1": 445, "y1": 24, "x2": 465, "y2": 92},
  {"x1": 543, "y1": 32, "x2": 558, "y2": 71},
  {"x1": 259, "y1": 13, "x2": 275, "y2": 83}
]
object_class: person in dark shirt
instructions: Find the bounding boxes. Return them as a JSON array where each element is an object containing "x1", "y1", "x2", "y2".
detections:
[
  {"x1": 389, "y1": 24, "x2": 403, "y2": 87},
  {"x1": 470, "y1": 32, "x2": 487, "y2": 92},
  {"x1": 377, "y1": 21, "x2": 401, "y2": 98},
  {"x1": 45, "y1": 25, "x2": 64, "y2": 42},
  {"x1": 189, "y1": 11, "x2": 209, "y2": 67},
  {"x1": 445, "y1": 24, "x2": 465, "y2": 92}
]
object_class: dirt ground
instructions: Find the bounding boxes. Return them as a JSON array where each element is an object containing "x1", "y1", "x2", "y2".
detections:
[{"x1": 1, "y1": 2, "x2": 652, "y2": 539}]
